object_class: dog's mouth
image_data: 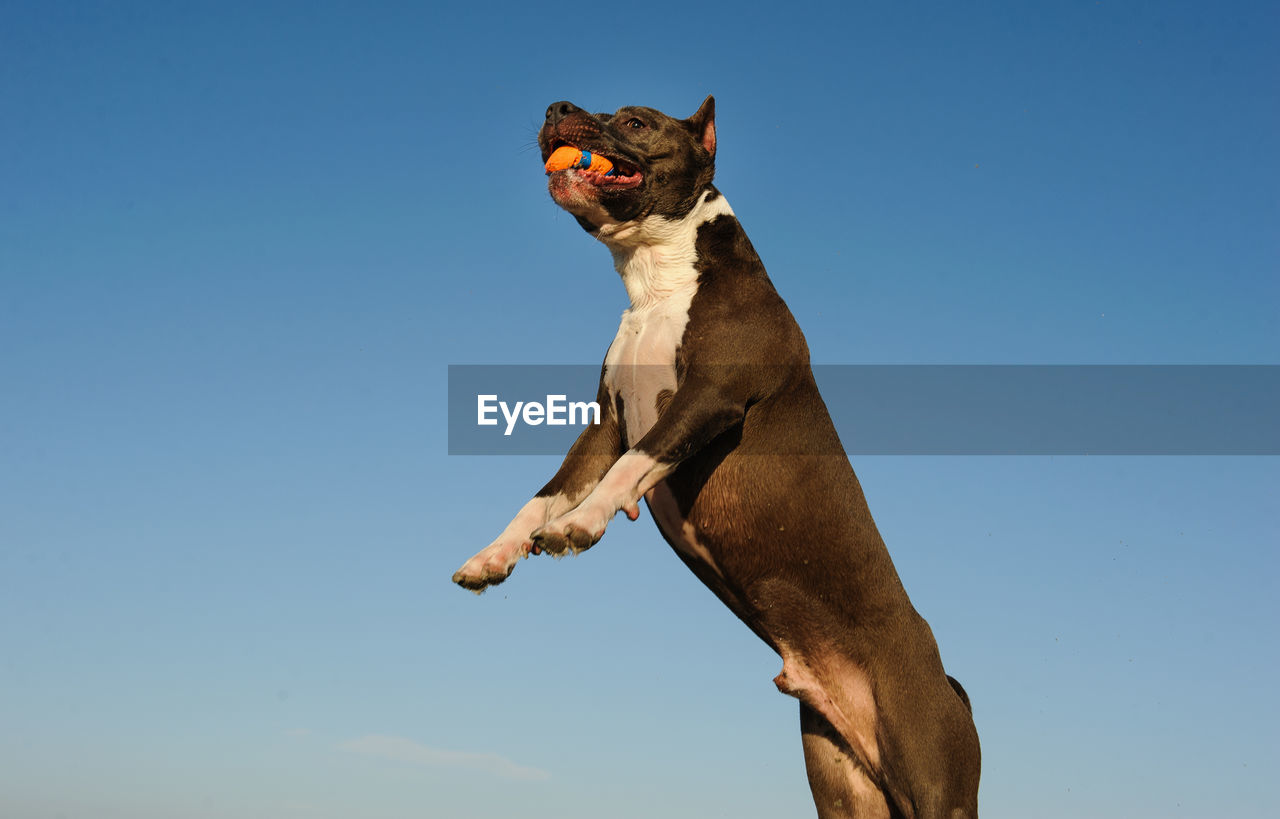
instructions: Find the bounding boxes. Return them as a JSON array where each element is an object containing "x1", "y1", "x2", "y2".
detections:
[{"x1": 543, "y1": 138, "x2": 644, "y2": 188}]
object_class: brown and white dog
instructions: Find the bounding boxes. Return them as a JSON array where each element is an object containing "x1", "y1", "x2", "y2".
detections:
[{"x1": 453, "y1": 97, "x2": 981, "y2": 818}]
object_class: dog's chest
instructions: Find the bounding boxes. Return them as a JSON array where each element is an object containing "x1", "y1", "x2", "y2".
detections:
[
  {"x1": 602, "y1": 287, "x2": 694, "y2": 446},
  {"x1": 598, "y1": 191, "x2": 732, "y2": 446}
]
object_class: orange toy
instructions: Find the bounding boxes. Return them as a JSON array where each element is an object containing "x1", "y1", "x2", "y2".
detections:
[{"x1": 544, "y1": 145, "x2": 615, "y2": 175}]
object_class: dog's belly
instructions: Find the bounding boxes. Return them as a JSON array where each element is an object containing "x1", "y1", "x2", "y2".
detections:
[
  {"x1": 646, "y1": 483, "x2": 725, "y2": 578},
  {"x1": 603, "y1": 287, "x2": 694, "y2": 445}
]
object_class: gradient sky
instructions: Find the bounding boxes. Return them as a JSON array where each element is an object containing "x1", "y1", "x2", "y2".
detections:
[{"x1": 2, "y1": 2, "x2": 1277, "y2": 818}]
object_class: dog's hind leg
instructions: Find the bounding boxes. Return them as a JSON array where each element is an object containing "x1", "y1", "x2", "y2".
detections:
[
  {"x1": 872, "y1": 667, "x2": 981, "y2": 819},
  {"x1": 801, "y1": 703, "x2": 894, "y2": 819}
]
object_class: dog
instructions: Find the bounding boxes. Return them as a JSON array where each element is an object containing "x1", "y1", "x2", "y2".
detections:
[{"x1": 452, "y1": 97, "x2": 981, "y2": 818}]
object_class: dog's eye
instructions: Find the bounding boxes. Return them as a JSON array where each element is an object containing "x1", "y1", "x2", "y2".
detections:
[{"x1": 625, "y1": 118, "x2": 646, "y2": 129}]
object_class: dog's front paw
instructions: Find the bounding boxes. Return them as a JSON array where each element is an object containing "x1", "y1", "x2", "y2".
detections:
[
  {"x1": 452, "y1": 537, "x2": 530, "y2": 592},
  {"x1": 530, "y1": 503, "x2": 612, "y2": 555}
]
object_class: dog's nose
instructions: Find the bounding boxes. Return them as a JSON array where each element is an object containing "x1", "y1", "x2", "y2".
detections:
[{"x1": 545, "y1": 101, "x2": 580, "y2": 126}]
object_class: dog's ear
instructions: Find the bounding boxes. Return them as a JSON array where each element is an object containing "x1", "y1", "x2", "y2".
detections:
[{"x1": 687, "y1": 95, "x2": 716, "y2": 159}]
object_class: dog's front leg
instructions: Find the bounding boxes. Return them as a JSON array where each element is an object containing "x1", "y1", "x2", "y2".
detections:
[
  {"x1": 531, "y1": 370, "x2": 749, "y2": 554},
  {"x1": 453, "y1": 381, "x2": 622, "y2": 592}
]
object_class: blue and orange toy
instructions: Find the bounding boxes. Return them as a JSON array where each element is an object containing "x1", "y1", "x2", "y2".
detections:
[{"x1": 545, "y1": 145, "x2": 615, "y2": 176}]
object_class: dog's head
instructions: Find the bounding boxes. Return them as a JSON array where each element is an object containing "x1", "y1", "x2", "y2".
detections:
[{"x1": 537, "y1": 96, "x2": 717, "y2": 234}]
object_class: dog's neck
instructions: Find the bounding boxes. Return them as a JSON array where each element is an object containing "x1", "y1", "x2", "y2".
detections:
[{"x1": 598, "y1": 190, "x2": 734, "y2": 310}]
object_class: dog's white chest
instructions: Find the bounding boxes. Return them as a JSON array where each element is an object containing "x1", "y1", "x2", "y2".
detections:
[
  {"x1": 598, "y1": 191, "x2": 734, "y2": 446},
  {"x1": 603, "y1": 289, "x2": 693, "y2": 445}
]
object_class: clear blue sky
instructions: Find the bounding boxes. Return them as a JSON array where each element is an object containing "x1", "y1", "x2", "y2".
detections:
[{"x1": 2, "y1": 2, "x2": 1277, "y2": 817}]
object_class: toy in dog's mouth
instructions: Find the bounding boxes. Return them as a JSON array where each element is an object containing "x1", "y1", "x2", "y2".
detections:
[{"x1": 544, "y1": 142, "x2": 643, "y2": 188}]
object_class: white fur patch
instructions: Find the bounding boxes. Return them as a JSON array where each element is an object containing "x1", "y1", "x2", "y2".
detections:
[
  {"x1": 592, "y1": 450, "x2": 666, "y2": 507},
  {"x1": 775, "y1": 648, "x2": 883, "y2": 773},
  {"x1": 599, "y1": 190, "x2": 736, "y2": 299},
  {"x1": 453, "y1": 490, "x2": 589, "y2": 589},
  {"x1": 534, "y1": 451, "x2": 670, "y2": 551}
]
